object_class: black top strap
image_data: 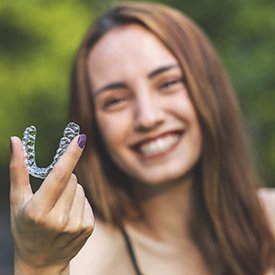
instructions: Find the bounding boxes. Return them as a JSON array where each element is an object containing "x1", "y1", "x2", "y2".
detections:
[{"x1": 120, "y1": 227, "x2": 144, "y2": 275}]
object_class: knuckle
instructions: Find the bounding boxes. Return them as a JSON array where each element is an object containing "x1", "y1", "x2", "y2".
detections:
[
  {"x1": 54, "y1": 214, "x2": 69, "y2": 230},
  {"x1": 46, "y1": 217, "x2": 68, "y2": 233},
  {"x1": 64, "y1": 225, "x2": 80, "y2": 235},
  {"x1": 9, "y1": 160, "x2": 25, "y2": 171},
  {"x1": 62, "y1": 216, "x2": 94, "y2": 237},
  {"x1": 52, "y1": 167, "x2": 67, "y2": 182},
  {"x1": 61, "y1": 218, "x2": 82, "y2": 235},
  {"x1": 23, "y1": 206, "x2": 46, "y2": 226},
  {"x1": 82, "y1": 214, "x2": 94, "y2": 236},
  {"x1": 67, "y1": 222, "x2": 93, "y2": 237},
  {"x1": 83, "y1": 222, "x2": 94, "y2": 236}
]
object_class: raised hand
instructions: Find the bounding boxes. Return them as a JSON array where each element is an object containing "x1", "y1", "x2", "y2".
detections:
[{"x1": 9, "y1": 135, "x2": 94, "y2": 275}]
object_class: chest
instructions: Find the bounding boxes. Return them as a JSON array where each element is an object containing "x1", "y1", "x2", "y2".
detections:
[{"x1": 120, "y1": 231, "x2": 211, "y2": 275}]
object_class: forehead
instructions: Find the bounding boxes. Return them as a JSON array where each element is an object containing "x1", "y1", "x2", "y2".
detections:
[{"x1": 87, "y1": 24, "x2": 178, "y2": 87}]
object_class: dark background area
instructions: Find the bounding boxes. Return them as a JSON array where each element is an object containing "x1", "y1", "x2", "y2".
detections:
[{"x1": 1, "y1": 0, "x2": 275, "y2": 274}]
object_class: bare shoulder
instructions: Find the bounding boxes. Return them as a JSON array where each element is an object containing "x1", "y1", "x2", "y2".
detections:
[
  {"x1": 257, "y1": 188, "x2": 275, "y2": 235},
  {"x1": 70, "y1": 218, "x2": 132, "y2": 275}
]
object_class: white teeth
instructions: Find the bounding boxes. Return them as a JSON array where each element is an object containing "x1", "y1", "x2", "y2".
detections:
[{"x1": 139, "y1": 135, "x2": 179, "y2": 155}]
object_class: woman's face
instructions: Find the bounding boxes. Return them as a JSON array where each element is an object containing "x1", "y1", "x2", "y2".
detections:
[{"x1": 88, "y1": 24, "x2": 202, "y2": 185}]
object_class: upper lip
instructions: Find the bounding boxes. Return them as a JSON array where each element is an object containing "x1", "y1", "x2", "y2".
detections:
[{"x1": 129, "y1": 129, "x2": 184, "y2": 149}]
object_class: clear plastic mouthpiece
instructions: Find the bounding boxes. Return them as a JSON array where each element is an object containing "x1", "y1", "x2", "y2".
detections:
[{"x1": 22, "y1": 122, "x2": 80, "y2": 179}]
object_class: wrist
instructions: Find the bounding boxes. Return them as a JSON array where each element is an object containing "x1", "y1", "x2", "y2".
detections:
[{"x1": 14, "y1": 256, "x2": 69, "y2": 275}]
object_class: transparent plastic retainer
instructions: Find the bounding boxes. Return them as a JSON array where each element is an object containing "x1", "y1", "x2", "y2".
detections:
[{"x1": 22, "y1": 122, "x2": 80, "y2": 179}]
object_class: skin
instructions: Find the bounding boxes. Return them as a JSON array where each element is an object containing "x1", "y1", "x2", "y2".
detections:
[
  {"x1": 90, "y1": 25, "x2": 202, "y2": 187},
  {"x1": 75, "y1": 24, "x2": 275, "y2": 274},
  {"x1": 10, "y1": 136, "x2": 94, "y2": 275},
  {"x1": 73, "y1": 25, "x2": 210, "y2": 275},
  {"x1": 10, "y1": 24, "x2": 275, "y2": 275}
]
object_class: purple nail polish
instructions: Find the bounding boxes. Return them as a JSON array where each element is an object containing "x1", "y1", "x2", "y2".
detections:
[{"x1": 77, "y1": 134, "x2": 86, "y2": 149}]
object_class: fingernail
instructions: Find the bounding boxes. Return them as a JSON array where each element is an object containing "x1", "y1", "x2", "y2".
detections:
[
  {"x1": 10, "y1": 137, "x2": 13, "y2": 155},
  {"x1": 77, "y1": 134, "x2": 86, "y2": 149}
]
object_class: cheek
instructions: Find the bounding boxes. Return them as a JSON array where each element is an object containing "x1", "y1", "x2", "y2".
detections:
[
  {"x1": 171, "y1": 93, "x2": 202, "y2": 149},
  {"x1": 169, "y1": 92, "x2": 198, "y2": 125},
  {"x1": 96, "y1": 112, "x2": 132, "y2": 149}
]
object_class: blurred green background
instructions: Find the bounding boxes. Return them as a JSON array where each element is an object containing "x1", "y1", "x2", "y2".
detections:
[{"x1": 1, "y1": 0, "x2": 275, "y2": 204}]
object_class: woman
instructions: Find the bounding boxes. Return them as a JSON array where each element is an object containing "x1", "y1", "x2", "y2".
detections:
[{"x1": 9, "y1": 2, "x2": 275, "y2": 275}]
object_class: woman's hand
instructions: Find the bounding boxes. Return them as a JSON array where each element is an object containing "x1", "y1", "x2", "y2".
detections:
[{"x1": 9, "y1": 135, "x2": 94, "y2": 275}]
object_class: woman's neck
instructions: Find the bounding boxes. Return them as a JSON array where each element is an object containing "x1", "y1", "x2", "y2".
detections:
[{"x1": 128, "y1": 175, "x2": 194, "y2": 242}]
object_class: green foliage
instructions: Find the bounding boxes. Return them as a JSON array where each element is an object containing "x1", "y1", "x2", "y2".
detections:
[
  {"x1": 1, "y1": 0, "x2": 274, "y2": 202},
  {"x1": 0, "y1": 1, "x2": 94, "y2": 199}
]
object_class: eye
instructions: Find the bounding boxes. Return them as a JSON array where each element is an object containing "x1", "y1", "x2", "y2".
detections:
[
  {"x1": 103, "y1": 96, "x2": 127, "y2": 110},
  {"x1": 159, "y1": 78, "x2": 184, "y2": 91}
]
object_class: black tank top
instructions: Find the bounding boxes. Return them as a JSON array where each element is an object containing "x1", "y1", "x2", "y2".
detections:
[{"x1": 120, "y1": 227, "x2": 144, "y2": 275}]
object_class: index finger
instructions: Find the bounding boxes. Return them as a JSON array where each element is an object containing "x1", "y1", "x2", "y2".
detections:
[{"x1": 34, "y1": 134, "x2": 86, "y2": 209}]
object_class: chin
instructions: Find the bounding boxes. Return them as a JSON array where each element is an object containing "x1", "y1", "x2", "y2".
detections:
[{"x1": 131, "y1": 164, "x2": 194, "y2": 186}]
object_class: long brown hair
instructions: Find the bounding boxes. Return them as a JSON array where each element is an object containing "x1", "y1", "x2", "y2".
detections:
[{"x1": 69, "y1": 2, "x2": 275, "y2": 274}]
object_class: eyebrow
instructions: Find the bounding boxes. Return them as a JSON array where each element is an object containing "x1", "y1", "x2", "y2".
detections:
[
  {"x1": 93, "y1": 63, "x2": 179, "y2": 97},
  {"x1": 148, "y1": 64, "x2": 179, "y2": 78},
  {"x1": 93, "y1": 82, "x2": 128, "y2": 98}
]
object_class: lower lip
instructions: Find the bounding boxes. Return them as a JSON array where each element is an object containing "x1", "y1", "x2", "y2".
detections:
[{"x1": 133, "y1": 133, "x2": 183, "y2": 161}]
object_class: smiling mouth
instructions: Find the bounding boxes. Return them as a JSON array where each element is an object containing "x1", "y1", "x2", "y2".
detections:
[{"x1": 131, "y1": 131, "x2": 182, "y2": 158}]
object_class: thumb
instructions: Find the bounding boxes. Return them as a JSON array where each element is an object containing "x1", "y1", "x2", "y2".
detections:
[{"x1": 9, "y1": 136, "x2": 33, "y2": 207}]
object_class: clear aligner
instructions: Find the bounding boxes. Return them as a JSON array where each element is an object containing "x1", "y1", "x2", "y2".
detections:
[{"x1": 22, "y1": 122, "x2": 80, "y2": 179}]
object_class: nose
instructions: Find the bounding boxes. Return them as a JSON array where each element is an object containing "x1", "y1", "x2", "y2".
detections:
[{"x1": 134, "y1": 93, "x2": 165, "y2": 132}]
